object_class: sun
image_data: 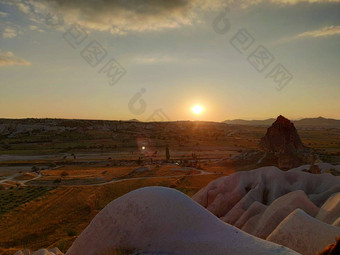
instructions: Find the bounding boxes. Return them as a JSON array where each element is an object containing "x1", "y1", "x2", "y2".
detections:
[{"x1": 192, "y1": 104, "x2": 204, "y2": 115}]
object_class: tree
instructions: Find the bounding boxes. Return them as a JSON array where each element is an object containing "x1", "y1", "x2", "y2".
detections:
[
  {"x1": 31, "y1": 166, "x2": 39, "y2": 173},
  {"x1": 1, "y1": 142, "x2": 11, "y2": 150},
  {"x1": 166, "y1": 145, "x2": 170, "y2": 162},
  {"x1": 137, "y1": 157, "x2": 143, "y2": 166}
]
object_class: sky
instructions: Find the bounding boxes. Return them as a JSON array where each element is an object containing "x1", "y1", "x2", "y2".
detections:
[{"x1": 0, "y1": 0, "x2": 339, "y2": 122}]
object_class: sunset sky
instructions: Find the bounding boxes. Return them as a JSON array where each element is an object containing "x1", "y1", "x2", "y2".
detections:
[{"x1": 0, "y1": 0, "x2": 339, "y2": 122}]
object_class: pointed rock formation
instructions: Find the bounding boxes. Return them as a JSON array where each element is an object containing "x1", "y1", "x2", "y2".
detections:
[
  {"x1": 259, "y1": 115, "x2": 317, "y2": 169},
  {"x1": 260, "y1": 115, "x2": 305, "y2": 153}
]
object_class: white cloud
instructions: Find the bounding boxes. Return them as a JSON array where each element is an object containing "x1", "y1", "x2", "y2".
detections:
[
  {"x1": 17, "y1": 2, "x2": 31, "y2": 14},
  {"x1": 241, "y1": 0, "x2": 340, "y2": 7},
  {"x1": 2, "y1": 27, "x2": 18, "y2": 38},
  {"x1": 272, "y1": 25, "x2": 340, "y2": 45},
  {"x1": 272, "y1": 0, "x2": 340, "y2": 4},
  {"x1": 134, "y1": 55, "x2": 178, "y2": 64},
  {"x1": 29, "y1": 25, "x2": 44, "y2": 32},
  {"x1": 0, "y1": 50, "x2": 31, "y2": 66},
  {"x1": 297, "y1": 25, "x2": 340, "y2": 38},
  {"x1": 133, "y1": 54, "x2": 201, "y2": 65},
  {"x1": 0, "y1": 11, "x2": 9, "y2": 18}
]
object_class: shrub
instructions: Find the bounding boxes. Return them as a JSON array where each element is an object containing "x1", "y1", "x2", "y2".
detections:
[
  {"x1": 61, "y1": 171, "x2": 69, "y2": 177},
  {"x1": 31, "y1": 166, "x2": 39, "y2": 172},
  {"x1": 56, "y1": 238, "x2": 67, "y2": 253},
  {"x1": 166, "y1": 145, "x2": 170, "y2": 162},
  {"x1": 53, "y1": 178, "x2": 61, "y2": 183},
  {"x1": 136, "y1": 157, "x2": 143, "y2": 165},
  {"x1": 49, "y1": 162, "x2": 57, "y2": 168},
  {"x1": 67, "y1": 228, "x2": 77, "y2": 237}
]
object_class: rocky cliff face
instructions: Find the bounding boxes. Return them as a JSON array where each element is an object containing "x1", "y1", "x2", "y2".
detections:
[{"x1": 259, "y1": 115, "x2": 317, "y2": 169}]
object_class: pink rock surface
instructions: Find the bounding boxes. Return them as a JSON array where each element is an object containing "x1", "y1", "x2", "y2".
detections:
[
  {"x1": 247, "y1": 190, "x2": 319, "y2": 239},
  {"x1": 267, "y1": 209, "x2": 340, "y2": 255},
  {"x1": 193, "y1": 165, "x2": 340, "y2": 254},
  {"x1": 233, "y1": 201, "x2": 267, "y2": 229},
  {"x1": 66, "y1": 187, "x2": 298, "y2": 255},
  {"x1": 316, "y1": 192, "x2": 340, "y2": 224},
  {"x1": 332, "y1": 216, "x2": 340, "y2": 227},
  {"x1": 193, "y1": 166, "x2": 340, "y2": 217}
]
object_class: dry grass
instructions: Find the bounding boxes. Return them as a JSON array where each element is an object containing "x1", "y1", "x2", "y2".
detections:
[
  {"x1": 0, "y1": 186, "x2": 94, "y2": 252},
  {"x1": 39, "y1": 166, "x2": 134, "y2": 181},
  {"x1": 0, "y1": 171, "x2": 222, "y2": 253},
  {"x1": 13, "y1": 173, "x2": 37, "y2": 181},
  {"x1": 0, "y1": 247, "x2": 19, "y2": 255}
]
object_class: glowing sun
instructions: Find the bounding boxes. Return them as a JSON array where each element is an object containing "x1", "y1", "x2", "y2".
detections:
[{"x1": 192, "y1": 104, "x2": 204, "y2": 115}]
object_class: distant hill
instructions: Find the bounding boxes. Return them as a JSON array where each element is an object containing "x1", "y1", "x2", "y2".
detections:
[
  {"x1": 223, "y1": 117, "x2": 340, "y2": 128},
  {"x1": 223, "y1": 119, "x2": 276, "y2": 126},
  {"x1": 295, "y1": 117, "x2": 340, "y2": 127}
]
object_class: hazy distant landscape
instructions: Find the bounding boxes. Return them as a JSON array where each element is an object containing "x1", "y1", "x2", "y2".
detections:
[
  {"x1": 224, "y1": 117, "x2": 340, "y2": 128},
  {"x1": 0, "y1": 117, "x2": 340, "y2": 254}
]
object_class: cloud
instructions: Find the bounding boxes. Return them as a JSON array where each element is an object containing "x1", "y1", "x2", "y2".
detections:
[
  {"x1": 29, "y1": 25, "x2": 44, "y2": 32},
  {"x1": 223, "y1": 0, "x2": 340, "y2": 9},
  {"x1": 2, "y1": 26, "x2": 18, "y2": 38},
  {"x1": 271, "y1": 25, "x2": 340, "y2": 45},
  {"x1": 1, "y1": 21, "x2": 23, "y2": 38},
  {"x1": 5, "y1": 0, "x2": 225, "y2": 34},
  {"x1": 0, "y1": 50, "x2": 31, "y2": 67},
  {"x1": 133, "y1": 54, "x2": 200, "y2": 64},
  {"x1": 273, "y1": 0, "x2": 340, "y2": 4},
  {"x1": 134, "y1": 55, "x2": 178, "y2": 64},
  {"x1": 4, "y1": 0, "x2": 340, "y2": 34},
  {"x1": 241, "y1": 0, "x2": 340, "y2": 7},
  {"x1": 0, "y1": 11, "x2": 9, "y2": 18},
  {"x1": 297, "y1": 25, "x2": 340, "y2": 38}
]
